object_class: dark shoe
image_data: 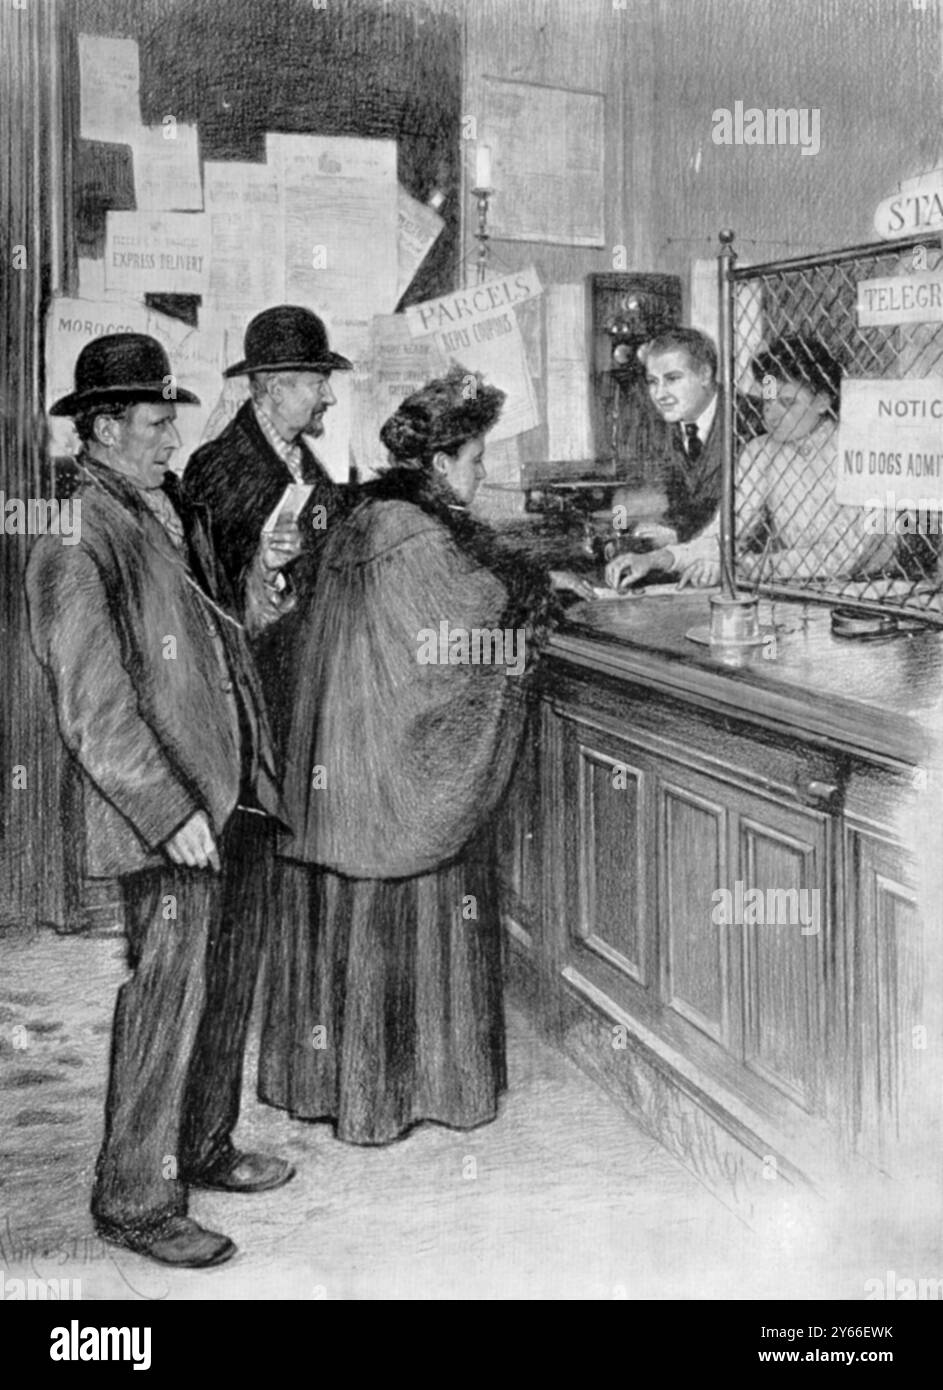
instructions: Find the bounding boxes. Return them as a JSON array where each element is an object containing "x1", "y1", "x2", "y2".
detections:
[
  {"x1": 188, "y1": 1150, "x2": 296, "y2": 1194},
  {"x1": 95, "y1": 1214, "x2": 236, "y2": 1269}
]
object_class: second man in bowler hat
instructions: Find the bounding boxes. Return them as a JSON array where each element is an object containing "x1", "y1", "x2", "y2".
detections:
[{"x1": 185, "y1": 305, "x2": 353, "y2": 740}]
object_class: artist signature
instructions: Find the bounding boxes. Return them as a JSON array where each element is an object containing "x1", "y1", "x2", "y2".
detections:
[{"x1": 0, "y1": 1213, "x2": 169, "y2": 1300}]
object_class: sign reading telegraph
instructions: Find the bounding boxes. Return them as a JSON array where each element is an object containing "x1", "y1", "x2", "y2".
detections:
[{"x1": 857, "y1": 271, "x2": 943, "y2": 326}]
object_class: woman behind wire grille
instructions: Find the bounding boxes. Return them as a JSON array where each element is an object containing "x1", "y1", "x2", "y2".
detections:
[
  {"x1": 258, "y1": 365, "x2": 591, "y2": 1144},
  {"x1": 736, "y1": 335, "x2": 898, "y2": 582}
]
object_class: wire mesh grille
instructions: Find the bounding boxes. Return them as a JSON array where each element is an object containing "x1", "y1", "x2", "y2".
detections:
[{"x1": 729, "y1": 235, "x2": 943, "y2": 623}]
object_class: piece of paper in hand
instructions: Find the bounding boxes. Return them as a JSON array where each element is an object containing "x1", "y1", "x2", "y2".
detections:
[
  {"x1": 261, "y1": 484, "x2": 314, "y2": 593},
  {"x1": 262, "y1": 483, "x2": 315, "y2": 535}
]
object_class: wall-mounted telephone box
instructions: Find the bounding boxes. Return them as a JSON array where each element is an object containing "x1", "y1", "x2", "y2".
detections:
[{"x1": 587, "y1": 272, "x2": 682, "y2": 485}]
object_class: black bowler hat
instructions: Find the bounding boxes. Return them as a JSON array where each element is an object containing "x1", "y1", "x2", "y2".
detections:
[
  {"x1": 223, "y1": 304, "x2": 353, "y2": 378},
  {"x1": 50, "y1": 333, "x2": 200, "y2": 416}
]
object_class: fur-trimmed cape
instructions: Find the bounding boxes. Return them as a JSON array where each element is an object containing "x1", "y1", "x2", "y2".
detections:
[{"x1": 279, "y1": 466, "x2": 556, "y2": 878}]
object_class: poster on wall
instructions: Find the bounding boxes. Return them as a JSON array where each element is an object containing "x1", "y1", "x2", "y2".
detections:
[
  {"x1": 479, "y1": 77, "x2": 605, "y2": 247},
  {"x1": 104, "y1": 211, "x2": 210, "y2": 295},
  {"x1": 267, "y1": 133, "x2": 400, "y2": 361},
  {"x1": 404, "y1": 268, "x2": 543, "y2": 442},
  {"x1": 78, "y1": 34, "x2": 141, "y2": 143}
]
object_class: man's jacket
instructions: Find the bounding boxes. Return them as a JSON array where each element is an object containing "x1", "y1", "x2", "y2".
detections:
[
  {"x1": 664, "y1": 389, "x2": 766, "y2": 543},
  {"x1": 26, "y1": 459, "x2": 283, "y2": 878}
]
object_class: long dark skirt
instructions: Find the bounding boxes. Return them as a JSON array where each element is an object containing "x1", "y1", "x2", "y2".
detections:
[{"x1": 257, "y1": 843, "x2": 507, "y2": 1145}]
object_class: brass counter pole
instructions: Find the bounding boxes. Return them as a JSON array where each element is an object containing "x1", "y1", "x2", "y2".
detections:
[{"x1": 717, "y1": 228, "x2": 737, "y2": 598}]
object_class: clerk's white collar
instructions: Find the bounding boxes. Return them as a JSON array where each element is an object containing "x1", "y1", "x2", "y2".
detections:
[{"x1": 684, "y1": 389, "x2": 718, "y2": 446}]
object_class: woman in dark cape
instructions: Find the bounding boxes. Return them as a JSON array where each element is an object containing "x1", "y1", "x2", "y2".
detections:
[{"x1": 258, "y1": 366, "x2": 590, "y2": 1144}]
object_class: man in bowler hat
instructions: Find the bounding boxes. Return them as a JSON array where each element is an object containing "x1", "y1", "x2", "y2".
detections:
[
  {"x1": 26, "y1": 334, "x2": 295, "y2": 1269},
  {"x1": 185, "y1": 305, "x2": 353, "y2": 740}
]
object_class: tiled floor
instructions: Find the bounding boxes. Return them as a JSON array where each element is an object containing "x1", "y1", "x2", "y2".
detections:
[{"x1": 0, "y1": 928, "x2": 935, "y2": 1300}]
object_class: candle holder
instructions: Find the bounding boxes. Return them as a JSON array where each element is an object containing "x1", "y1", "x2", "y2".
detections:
[{"x1": 470, "y1": 184, "x2": 492, "y2": 286}]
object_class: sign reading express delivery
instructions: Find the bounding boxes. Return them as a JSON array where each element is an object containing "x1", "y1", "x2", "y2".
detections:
[
  {"x1": 840, "y1": 380, "x2": 943, "y2": 505},
  {"x1": 836, "y1": 379, "x2": 943, "y2": 506}
]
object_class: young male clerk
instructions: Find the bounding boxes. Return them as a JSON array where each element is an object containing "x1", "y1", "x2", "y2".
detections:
[{"x1": 605, "y1": 328, "x2": 763, "y2": 589}]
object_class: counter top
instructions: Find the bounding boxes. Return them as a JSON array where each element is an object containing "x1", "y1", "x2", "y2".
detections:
[{"x1": 550, "y1": 591, "x2": 942, "y2": 768}]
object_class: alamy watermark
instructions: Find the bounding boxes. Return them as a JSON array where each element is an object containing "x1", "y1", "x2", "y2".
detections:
[
  {"x1": 861, "y1": 492, "x2": 943, "y2": 534},
  {"x1": 417, "y1": 622, "x2": 527, "y2": 677},
  {"x1": 50, "y1": 1322, "x2": 151, "y2": 1370},
  {"x1": 865, "y1": 1270, "x2": 943, "y2": 1300},
  {"x1": 0, "y1": 1268, "x2": 82, "y2": 1300},
  {"x1": 711, "y1": 881, "x2": 820, "y2": 935},
  {"x1": 712, "y1": 102, "x2": 821, "y2": 156},
  {"x1": 1, "y1": 494, "x2": 81, "y2": 545}
]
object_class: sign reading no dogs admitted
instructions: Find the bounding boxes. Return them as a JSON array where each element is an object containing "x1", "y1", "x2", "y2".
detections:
[{"x1": 836, "y1": 378, "x2": 943, "y2": 506}]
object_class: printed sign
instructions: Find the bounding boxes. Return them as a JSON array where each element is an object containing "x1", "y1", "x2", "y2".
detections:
[
  {"x1": 873, "y1": 169, "x2": 943, "y2": 240},
  {"x1": 836, "y1": 378, "x2": 943, "y2": 505},
  {"x1": 857, "y1": 272, "x2": 943, "y2": 326}
]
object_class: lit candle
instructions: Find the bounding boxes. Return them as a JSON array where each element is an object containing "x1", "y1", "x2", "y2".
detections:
[{"x1": 475, "y1": 144, "x2": 492, "y2": 190}]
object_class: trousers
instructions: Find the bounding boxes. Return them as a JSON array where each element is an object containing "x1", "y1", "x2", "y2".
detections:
[{"x1": 91, "y1": 810, "x2": 274, "y2": 1231}]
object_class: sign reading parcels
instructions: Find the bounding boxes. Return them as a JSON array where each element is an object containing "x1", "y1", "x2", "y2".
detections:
[
  {"x1": 836, "y1": 378, "x2": 943, "y2": 506},
  {"x1": 404, "y1": 267, "x2": 542, "y2": 338},
  {"x1": 858, "y1": 272, "x2": 943, "y2": 326}
]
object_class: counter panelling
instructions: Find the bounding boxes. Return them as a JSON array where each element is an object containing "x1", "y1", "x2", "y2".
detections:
[{"x1": 497, "y1": 594, "x2": 936, "y2": 1217}]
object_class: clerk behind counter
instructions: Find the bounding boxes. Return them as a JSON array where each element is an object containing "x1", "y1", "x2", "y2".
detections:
[
  {"x1": 604, "y1": 332, "x2": 897, "y2": 591},
  {"x1": 603, "y1": 327, "x2": 763, "y2": 591}
]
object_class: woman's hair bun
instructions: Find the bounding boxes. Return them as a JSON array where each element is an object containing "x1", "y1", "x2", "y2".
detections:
[
  {"x1": 380, "y1": 364, "x2": 506, "y2": 466},
  {"x1": 379, "y1": 403, "x2": 430, "y2": 460}
]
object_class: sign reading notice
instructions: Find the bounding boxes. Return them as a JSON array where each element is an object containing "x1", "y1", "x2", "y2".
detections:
[
  {"x1": 857, "y1": 272, "x2": 943, "y2": 327},
  {"x1": 836, "y1": 378, "x2": 943, "y2": 506}
]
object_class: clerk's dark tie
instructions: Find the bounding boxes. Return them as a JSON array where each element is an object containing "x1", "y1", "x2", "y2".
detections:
[{"x1": 684, "y1": 422, "x2": 703, "y2": 462}]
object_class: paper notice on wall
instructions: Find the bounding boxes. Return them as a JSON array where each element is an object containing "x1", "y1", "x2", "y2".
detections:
[
  {"x1": 480, "y1": 78, "x2": 605, "y2": 247},
  {"x1": 435, "y1": 312, "x2": 538, "y2": 443},
  {"x1": 405, "y1": 270, "x2": 542, "y2": 442},
  {"x1": 267, "y1": 134, "x2": 399, "y2": 362},
  {"x1": 78, "y1": 258, "x2": 128, "y2": 302},
  {"x1": 105, "y1": 212, "x2": 210, "y2": 295},
  {"x1": 197, "y1": 311, "x2": 251, "y2": 444},
  {"x1": 45, "y1": 296, "x2": 226, "y2": 469},
  {"x1": 204, "y1": 161, "x2": 286, "y2": 310},
  {"x1": 350, "y1": 313, "x2": 446, "y2": 475},
  {"x1": 148, "y1": 317, "x2": 229, "y2": 468},
  {"x1": 396, "y1": 186, "x2": 444, "y2": 303},
  {"x1": 78, "y1": 35, "x2": 141, "y2": 143},
  {"x1": 546, "y1": 284, "x2": 592, "y2": 461},
  {"x1": 132, "y1": 124, "x2": 203, "y2": 211}
]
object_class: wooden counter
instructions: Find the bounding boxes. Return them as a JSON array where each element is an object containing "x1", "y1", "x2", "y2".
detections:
[
  {"x1": 557, "y1": 591, "x2": 941, "y2": 766},
  {"x1": 497, "y1": 593, "x2": 938, "y2": 1219}
]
